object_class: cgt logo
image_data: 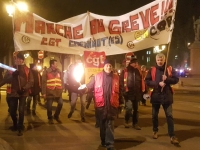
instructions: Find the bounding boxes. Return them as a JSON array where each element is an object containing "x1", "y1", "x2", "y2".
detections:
[
  {"x1": 84, "y1": 51, "x2": 106, "y2": 68},
  {"x1": 21, "y1": 36, "x2": 30, "y2": 44}
]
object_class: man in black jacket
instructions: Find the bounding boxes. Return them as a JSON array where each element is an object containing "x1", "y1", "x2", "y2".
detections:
[
  {"x1": 145, "y1": 53, "x2": 179, "y2": 144},
  {"x1": 119, "y1": 57, "x2": 144, "y2": 130}
]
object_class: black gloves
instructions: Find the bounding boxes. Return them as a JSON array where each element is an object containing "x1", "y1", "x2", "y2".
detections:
[
  {"x1": 17, "y1": 88, "x2": 25, "y2": 95},
  {"x1": 12, "y1": 70, "x2": 19, "y2": 77}
]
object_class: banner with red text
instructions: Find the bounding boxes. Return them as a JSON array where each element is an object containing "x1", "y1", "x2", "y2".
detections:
[
  {"x1": 13, "y1": 0, "x2": 177, "y2": 56},
  {"x1": 84, "y1": 51, "x2": 106, "y2": 83}
]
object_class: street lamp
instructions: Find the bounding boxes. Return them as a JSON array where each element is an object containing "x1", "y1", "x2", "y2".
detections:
[{"x1": 6, "y1": 1, "x2": 28, "y2": 17}]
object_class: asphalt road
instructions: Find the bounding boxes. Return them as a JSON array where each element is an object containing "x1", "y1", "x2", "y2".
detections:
[{"x1": 0, "y1": 91, "x2": 200, "y2": 150}]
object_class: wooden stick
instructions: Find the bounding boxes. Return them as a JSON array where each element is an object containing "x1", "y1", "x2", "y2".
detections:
[{"x1": 161, "y1": 42, "x2": 171, "y2": 92}]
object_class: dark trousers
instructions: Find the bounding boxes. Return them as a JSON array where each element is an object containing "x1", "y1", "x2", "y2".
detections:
[
  {"x1": 70, "y1": 92, "x2": 86, "y2": 118},
  {"x1": 27, "y1": 95, "x2": 39, "y2": 111},
  {"x1": 99, "y1": 118, "x2": 115, "y2": 149},
  {"x1": 125, "y1": 99, "x2": 139, "y2": 125},
  {"x1": 46, "y1": 97, "x2": 63, "y2": 119},
  {"x1": 7, "y1": 97, "x2": 27, "y2": 129},
  {"x1": 152, "y1": 103, "x2": 175, "y2": 137},
  {"x1": 141, "y1": 91, "x2": 146, "y2": 104}
]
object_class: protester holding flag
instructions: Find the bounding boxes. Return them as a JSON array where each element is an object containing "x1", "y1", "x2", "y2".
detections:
[
  {"x1": 145, "y1": 53, "x2": 179, "y2": 144},
  {"x1": 42, "y1": 59, "x2": 63, "y2": 124},
  {"x1": 0, "y1": 53, "x2": 34, "y2": 136}
]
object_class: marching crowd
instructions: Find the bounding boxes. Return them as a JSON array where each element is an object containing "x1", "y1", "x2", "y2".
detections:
[{"x1": 0, "y1": 52, "x2": 179, "y2": 150}]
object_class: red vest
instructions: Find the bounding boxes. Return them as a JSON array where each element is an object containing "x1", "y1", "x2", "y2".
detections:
[
  {"x1": 149, "y1": 66, "x2": 173, "y2": 95},
  {"x1": 94, "y1": 72, "x2": 119, "y2": 108},
  {"x1": 123, "y1": 68, "x2": 145, "y2": 92},
  {"x1": 46, "y1": 72, "x2": 62, "y2": 90}
]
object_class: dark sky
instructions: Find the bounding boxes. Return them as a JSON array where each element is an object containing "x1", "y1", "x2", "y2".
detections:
[{"x1": 25, "y1": 0, "x2": 200, "y2": 23}]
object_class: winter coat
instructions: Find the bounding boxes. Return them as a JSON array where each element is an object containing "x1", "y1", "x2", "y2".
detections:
[{"x1": 145, "y1": 64, "x2": 179, "y2": 104}]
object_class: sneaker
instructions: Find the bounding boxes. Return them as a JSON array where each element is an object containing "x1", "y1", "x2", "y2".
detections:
[
  {"x1": 170, "y1": 136, "x2": 179, "y2": 144},
  {"x1": 32, "y1": 110, "x2": 36, "y2": 116},
  {"x1": 48, "y1": 119, "x2": 54, "y2": 124},
  {"x1": 142, "y1": 103, "x2": 146, "y2": 106},
  {"x1": 95, "y1": 123, "x2": 100, "y2": 128},
  {"x1": 68, "y1": 112, "x2": 73, "y2": 118},
  {"x1": 153, "y1": 132, "x2": 158, "y2": 139},
  {"x1": 133, "y1": 124, "x2": 141, "y2": 130},
  {"x1": 9, "y1": 126, "x2": 18, "y2": 131},
  {"x1": 100, "y1": 144, "x2": 106, "y2": 148},
  {"x1": 124, "y1": 121, "x2": 129, "y2": 128},
  {"x1": 54, "y1": 116, "x2": 62, "y2": 124},
  {"x1": 107, "y1": 147, "x2": 116, "y2": 150},
  {"x1": 17, "y1": 129, "x2": 23, "y2": 136},
  {"x1": 81, "y1": 117, "x2": 85, "y2": 122}
]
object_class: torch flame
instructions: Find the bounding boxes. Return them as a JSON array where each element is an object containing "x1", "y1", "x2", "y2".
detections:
[{"x1": 73, "y1": 63, "x2": 84, "y2": 83}]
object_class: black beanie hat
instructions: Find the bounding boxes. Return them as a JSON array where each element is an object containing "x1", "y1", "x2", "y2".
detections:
[
  {"x1": 104, "y1": 59, "x2": 112, "y2": 66},
  {"x1": 129, "y1": 57, "x2": 138, "y2": 64},
  {"x1": 17, "y1": 53, "x2": 25, "y2": 60}
]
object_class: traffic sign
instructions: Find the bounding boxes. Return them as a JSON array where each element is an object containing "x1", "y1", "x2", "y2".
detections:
[{"x1": 38, "y1": 50, "x2": 44, "y2": 59}]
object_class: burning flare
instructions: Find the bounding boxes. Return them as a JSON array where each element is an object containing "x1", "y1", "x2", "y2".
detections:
[{"x1": 73, "y1": 63, "x2": 84, "y2": 83}]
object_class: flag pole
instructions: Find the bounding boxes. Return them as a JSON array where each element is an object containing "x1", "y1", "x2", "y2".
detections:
[{"x1": 160, "y1": 0, "x2": 178, "y2": 92}]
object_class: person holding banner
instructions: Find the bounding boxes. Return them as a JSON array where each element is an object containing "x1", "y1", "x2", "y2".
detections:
[
  {"x1": 119, "y1": 57, "x2": 144, "y2": 130},
  {"x1": 0, "y1": 53, "x2": 34, "y2": 136},
  {"x1": 67, "y1": 60, "x2": 86, "y2": 122},
  {"x1": 79, "y1": 59, "x2": 124, "y2": 150},
  {"x1": 42, "y1": 59, "x2": 63, "y2": 124},
  {"x1": 145, "y1": 53, "x2": 179, "y2": 144}
]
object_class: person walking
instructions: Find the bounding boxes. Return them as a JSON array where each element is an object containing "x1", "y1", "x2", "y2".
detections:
[
  {"x1": 145, "y1": 53, "x2": 179, "y2": 144},
  {"x1": 67, "y1": 60, "x2": 86, "y2": 122},
  {"x1": 140, "y1": 65, "x2": 148, "y2": 106},
  {"x1": 119, "y1": 57, "x2": 145, "y2": 130},
  {"x1": 80, "y1": 59, "x2": 124, "y2": 150},
  {"x1": 26, "y1": 64, "x2": 41, "y2": 115},
  {"x1": 0, "y1": 52, "x2": 34, "y2": 136},
  {"x1": 42, "y1": 59, "x2": 63, "y2": 124}
]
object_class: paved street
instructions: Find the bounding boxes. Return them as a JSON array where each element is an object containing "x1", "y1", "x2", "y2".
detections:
[{"x1": 0, "y1": 91, "x2": 200, "y2": 150}]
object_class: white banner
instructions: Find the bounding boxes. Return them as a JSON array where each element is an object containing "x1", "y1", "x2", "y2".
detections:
[{"x1": 14, "y1": 0, "x2": 177, "y2": 55}]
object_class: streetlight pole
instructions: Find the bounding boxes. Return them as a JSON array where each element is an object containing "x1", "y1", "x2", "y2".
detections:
[{"x1": 5, "y1": 0, "x2": 29, "y2": 90}]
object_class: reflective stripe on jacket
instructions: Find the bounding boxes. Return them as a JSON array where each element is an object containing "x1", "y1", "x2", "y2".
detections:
[
  {"x1": 46, "y1": 73, "x2": 62, "y2": 90},
  {"x1": 94, "y1": 72, "x2": 119, "y2": 108}
]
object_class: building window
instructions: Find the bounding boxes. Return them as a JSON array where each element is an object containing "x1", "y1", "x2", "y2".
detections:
[
  {"x1": 146, "y1": 50, "x2": 151, "y2": 55},
  {"x1": 147, "y1": 56, "x2": 150, "y2": 62}
]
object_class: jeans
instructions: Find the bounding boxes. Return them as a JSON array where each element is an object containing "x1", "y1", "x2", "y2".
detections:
[
  {"x1": 100, "y1": 118, "x2": 115, "y2": 149},
  {"x1": 70, "y1": 92, "x2": 86, "y2": 118},
  {"x1": 152, "y1": 103, "x2": 175, "y2": 137},
  {"x1": 7, "y1": 97, "x2": 27, "y2": 129},
  {"x1": 125, "y1": 99, "x2": 139, "y2": 125},
  {"x1": 46, "y1": 97, "x2": 63, "y2": 119},
  {"x1": 27, "y1": 95, "x2": 39, "y2": 111}
]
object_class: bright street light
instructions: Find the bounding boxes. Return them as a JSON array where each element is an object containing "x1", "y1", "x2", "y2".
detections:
[{"x1": 6, "y1": 1, "x2": 28, "y2": 17}]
